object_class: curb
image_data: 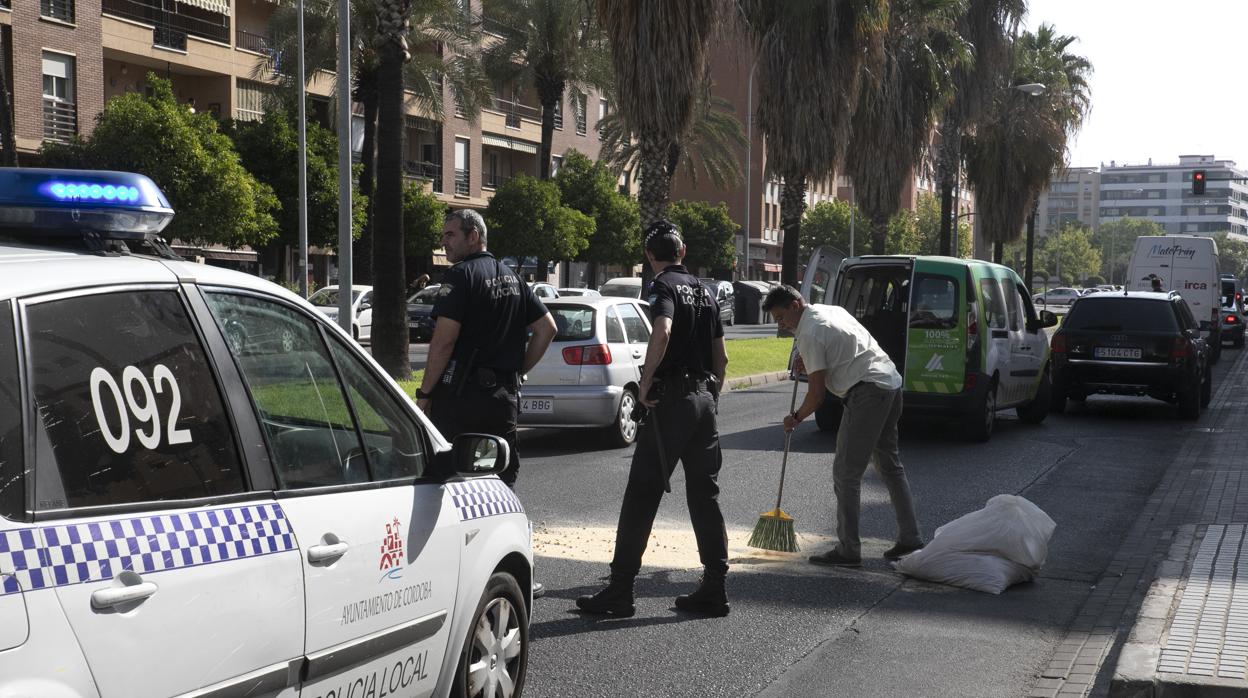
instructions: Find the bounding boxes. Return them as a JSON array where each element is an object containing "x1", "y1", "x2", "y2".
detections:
[{"x1": 725, "y1": 371, "x2": 791, "y2": 391}]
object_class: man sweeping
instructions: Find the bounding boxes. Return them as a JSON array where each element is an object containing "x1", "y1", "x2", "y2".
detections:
[
  {"x1": 577, "y1": 220, "x2": 731, "y2": 617},
  {"x1": 764, "y1": 285, "x2": 924, "y2": 567}
]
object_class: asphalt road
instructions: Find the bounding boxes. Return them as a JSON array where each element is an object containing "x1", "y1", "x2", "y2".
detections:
[{"x1": 509, "y1": 350, "x2": 1239, "y2": 697}]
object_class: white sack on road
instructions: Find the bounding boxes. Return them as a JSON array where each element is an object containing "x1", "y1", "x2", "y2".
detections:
[{"x1": 894, "y1": 494, "x2": 1057, "y2": 594}]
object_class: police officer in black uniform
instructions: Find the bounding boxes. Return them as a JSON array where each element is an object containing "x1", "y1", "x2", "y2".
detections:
[
  {"x1": 576, "y1": 220, "x2": 731, "y2": 618},
  {"x1": 415, "y1": 209, "x2": 557, "y2": 488}
]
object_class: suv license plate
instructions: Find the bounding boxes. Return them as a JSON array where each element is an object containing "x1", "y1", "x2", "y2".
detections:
[
  {"x1": 1095, "y1": 347, "x2": 1142, "y2": 359},
  {"x1": 522, "y1": 398, "x2": 554, "y2": 414}
]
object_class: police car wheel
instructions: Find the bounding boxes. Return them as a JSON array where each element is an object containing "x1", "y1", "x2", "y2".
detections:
[
  {"x1": 453, "y1": 572, "x2": 529, "y2": 698},
  {"x1": 610, "y1": 389, "x2": 639, "y2": 447}
]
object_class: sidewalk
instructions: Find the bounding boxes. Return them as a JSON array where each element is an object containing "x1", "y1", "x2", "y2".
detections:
[{"x1": 1024, "y1": 347, "x2": 1248, "y2": 698}]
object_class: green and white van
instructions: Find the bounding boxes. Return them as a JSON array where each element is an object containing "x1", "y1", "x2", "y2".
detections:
[{"x1": 801, "y1": 249, "x2": 1059, "y2": 441}]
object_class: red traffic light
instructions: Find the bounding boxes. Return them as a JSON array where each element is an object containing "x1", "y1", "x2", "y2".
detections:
[{"x1": 1193, "y1": 169, "x2": 1207, "y2": 195}]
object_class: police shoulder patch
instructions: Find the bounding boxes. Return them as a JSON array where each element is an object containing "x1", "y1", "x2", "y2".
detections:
[
  {"x1": 647, "y1": 294, "x2": 659, "y2": 305},
  {"x1": 439, "y1": 283, "x2": 454, "y2": 297}
]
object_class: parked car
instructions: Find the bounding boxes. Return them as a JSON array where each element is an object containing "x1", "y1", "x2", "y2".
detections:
[
  {"x1": 1032, "y1": 287, "x2": 1082, "y2": 307},
  {"x1": 519, "y1": 297, "x2": 653, "y2": 446},
  {"x1": 308, "y1": 284, "x2": 373, "y2": 342},
  {"x1": 1050, "y1": 290, "x2": 1211, "y2": 419},
  {"x1": 530, "y1": 282, "x2": 560, "y2": 300},
  {"x1": 699, "y1": 278, "x2": 736, "y2": 326},
  {"x1": 598, "y1": 277, "x2": 644, "y2": 299},
  {"x1": 557, "y1": 287, "x2": 601, "y2": 297},
  {"x1": 407, "y1": 283, "x2": 440, "y2": 341},
  {"x1": 1220, "y1": 280, "x2": 1245, "y2": 348},
  {"x1": 801, "y1": 249, "x2": 1058, "y2": 441},
  {"x1": 0, "y1": 167, "x2": 531, "y2": 697}
]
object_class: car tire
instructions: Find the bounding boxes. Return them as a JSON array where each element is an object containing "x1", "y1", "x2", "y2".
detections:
[
  {"x1": 1211, "y1": 342, "x2": 1222, "y2": 365},
  {"x1": 966, "y1": 384, "x2": 996, "y2": 442},
  {"x1": 452, "y1": 572, "x2": 529, "y2": 698},
  {"x1": 1017, "y1": 368, "x2": 1051, "y2": 424},
  {"x1": 608, "y1": 389, "x2": 640, "y2": 448},
  {"x1": 1202, "y1": 365, "x2": 1213, "y2": 407},
  {"x1": 815, "y1": 396, "x2": 843, "y2": 433}
]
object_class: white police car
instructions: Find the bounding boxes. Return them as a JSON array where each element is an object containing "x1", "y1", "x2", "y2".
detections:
[{"x1": 0, "y1": 168, "x2": 531, "y2": 698}]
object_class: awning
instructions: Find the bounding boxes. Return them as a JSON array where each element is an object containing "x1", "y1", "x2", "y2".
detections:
[
  {"x1": 482, "y1": 134, "x2": 538, "y2": 155},
  {"x1": 763, "y1": 262, "x2": 782, "y2": 272},
  {"x1": 176, "y1": 0, "x2": 230, "y2": 15}
]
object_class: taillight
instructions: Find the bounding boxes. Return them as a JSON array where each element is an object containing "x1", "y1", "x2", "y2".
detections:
[
  {"x1": 562, "y1": 344, "x2": 612, "y2": 365},
  {"x1": 1051, "y1": 334, "x2": 1066, "y2": 354},
  {"x1": 1228, "y1": 315, "x2": 1239, "y2": 324},
  {"x1": 1171, "y1": 337, "x2": 1190, "y2": 359},
  {"x1": 967, "y1": 304, "x2": 978, "y2": 339}
]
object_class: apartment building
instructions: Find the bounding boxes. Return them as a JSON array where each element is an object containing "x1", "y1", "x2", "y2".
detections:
[
  {"x1": 1034, "y1": 166, "x2": 1100, "y2": 236},
  {"x1": 4, "y1": 0, "x2": 608, "y2": 275},
  {"x1": 1098, "y1": 155, "x2": 1248, "y2": 240}
]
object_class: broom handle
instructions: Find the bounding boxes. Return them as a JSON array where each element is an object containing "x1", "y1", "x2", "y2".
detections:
[{"x1": 774, "y1": 368, "x2": 801, "y2": 512}]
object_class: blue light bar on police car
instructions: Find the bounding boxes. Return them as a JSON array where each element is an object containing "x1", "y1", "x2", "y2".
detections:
[{"x1": 0, "y1": 167, "x2": 174, "y2": 237}]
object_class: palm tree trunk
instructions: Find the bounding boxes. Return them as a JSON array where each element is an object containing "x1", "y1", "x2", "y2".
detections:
[
  {"x1": 355, "y1": 84, "x2": 379, "y2": 284},
  {"x1": 779, "y1": 175, "x2": 807, "y2": 287},
  {"x1": 0, "y1": 29, "x2": 16, "y2": 167},
  {"x1": 870, "y1": 212, "x2": 889, "y2": 255},
  {"x1": 637, "y1": 135, "x2": 673, "y2": 284},
  {"x1": 536, "y1": 80, "x2": 562, "y2": 180},
  {"x1": 371, "y1": 40, "x2": 409, "y2": 380},
  {"x1": 993, "y1": 240, "x2": 1003, "y2": 264},
  {"x1": 937, "y1": 125, "x2": 961, "y2": 256}
]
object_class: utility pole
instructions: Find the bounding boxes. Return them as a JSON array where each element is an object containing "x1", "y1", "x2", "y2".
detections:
[
  {"x1": 335, "y1": 0, "x2": 352, "y2": 333},
  {"x1": 296, "y1": 0, "x2": 309, "y2": 298}
]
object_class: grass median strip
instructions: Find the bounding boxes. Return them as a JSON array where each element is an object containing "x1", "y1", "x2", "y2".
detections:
[{"x1": 395, "y1": 336, "x2": 791, "y2": 398}]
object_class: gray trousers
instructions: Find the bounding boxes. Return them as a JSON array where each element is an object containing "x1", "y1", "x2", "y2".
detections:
[{"x1": 832, "y1": 382, "x2": 922, "y2": 557}]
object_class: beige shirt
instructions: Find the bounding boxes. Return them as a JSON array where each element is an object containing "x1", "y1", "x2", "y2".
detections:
[{"x1": 796, "y1": 304, "x2": 902, "y2": 398}]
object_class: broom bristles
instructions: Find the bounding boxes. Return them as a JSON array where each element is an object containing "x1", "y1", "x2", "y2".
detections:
[{"x1": 748, "y1": 509, "x2": 799, "y2": 552}]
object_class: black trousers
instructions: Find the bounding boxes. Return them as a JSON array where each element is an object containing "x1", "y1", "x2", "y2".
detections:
[
  {"x1": 430, "y1": 382, "x2": 521, "y2": 487},
  {"x1": 610, "y1": 388, "x2": 728, "y2": 580}
]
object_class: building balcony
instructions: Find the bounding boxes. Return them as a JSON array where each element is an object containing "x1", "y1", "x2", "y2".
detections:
[
  {"x1": 41, "y1": 0, "x2": 74, "y2": 23},
  {"x1": 404, "y1": 160, "x2": 443, "y2": 194},
  {"x1": 43, "y1": 99, "x2": 77, "y2": 143},
  {"x1": 102, "y1": 0, "x2": 230, "y2": 48},
  {"x1": 483, "y1": 172, "x2": 509, "y2": 190},
  {"x1": 488, "y1": 96, "x2": 541, "y2": 129},
  {"x1": 235, "y1": 29, "x2": 271, "y2": 54}
]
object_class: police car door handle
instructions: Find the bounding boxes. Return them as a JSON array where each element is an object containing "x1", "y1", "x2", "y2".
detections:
[
  {"x1": 632, "y1": 350, "x2": 642, "y2": 359},
  {"x1": 90, "y1": 580, "x2": 158, "y2": 609},
  {"x1": 307, "y1": 541, "x2": 350, "y2": 563}
]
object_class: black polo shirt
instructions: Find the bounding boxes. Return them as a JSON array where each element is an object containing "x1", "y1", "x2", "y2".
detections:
[
  {"x1": 431, "y1": 252, "x2": 547, "y2": 373},
  {"x1": 646, "y1": 264, "x2": 723, "y2": 378}
]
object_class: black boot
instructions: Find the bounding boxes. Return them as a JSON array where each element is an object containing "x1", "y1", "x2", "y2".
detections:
[
  {"x1": 575, "y1": 577, "x2": 635, "y2": 617},
  {"x1": 675, "y1": 570, "x2": 729, "y2": 617}
]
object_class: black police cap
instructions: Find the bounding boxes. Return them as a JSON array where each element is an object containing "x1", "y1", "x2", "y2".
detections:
[{"x1": 643, "y1": 220, "x2": 684, "y2": 259}]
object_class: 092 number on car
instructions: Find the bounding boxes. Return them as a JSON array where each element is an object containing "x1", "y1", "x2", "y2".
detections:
[{"x1": 90, "y1": 364, "x2": 193, "y2": 453}]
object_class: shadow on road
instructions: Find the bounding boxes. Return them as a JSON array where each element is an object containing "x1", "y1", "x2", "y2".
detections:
[{"x1": 519, "y1": 427, "x2": 634, "y2": 458}]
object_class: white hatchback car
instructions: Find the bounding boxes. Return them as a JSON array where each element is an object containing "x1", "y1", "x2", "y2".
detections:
[
  {"x1": 309, "y1": 284, "x2": 374, "y2": 343},
  {"x1": 519, "y1": 297, "x2": 651, "y2": 446},
  {"x1": 0, "y1": 168, "x2": 532, "y2": 698}
]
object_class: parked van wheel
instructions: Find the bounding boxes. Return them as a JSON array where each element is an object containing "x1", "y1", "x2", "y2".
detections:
[
  {"x1": 966, "y1": 385, "x2": 996, "y2": 442},
  {"x1": 1017, "y1": 369, "x2": 1051, "y2": 424}
]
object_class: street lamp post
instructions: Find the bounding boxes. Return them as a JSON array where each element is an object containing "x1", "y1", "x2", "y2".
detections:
[{"x1": 743, "y1": 56, "x2": 759, "y2": 280}]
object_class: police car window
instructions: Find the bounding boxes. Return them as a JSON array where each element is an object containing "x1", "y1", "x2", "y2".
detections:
[
  {"x1": 604, "y1": 306, "x2": 626, "y2": 343},
  {"x1": 909, "y1": 276, "x2": 958, "y2": 329},
  {"x1": 204, "y1": 292, "x2": 369, "y2": 489},
  {"x1": 552, "y1": 307, "x2": 594, "y2": 342},
  {"x1": 618, "y1": 303, "x2": 650, "y2": 344},
  {"x1": 0, "y1": 301, "x2": 22, "y2": 520},
  {"x1": 325, "y1": 337, "x2": 427, "y2": 480},
  {"x1": 27, "y1": 290, "x2": 244, "y2": 510},
  {"x1": 978, "y1": 278, "x2": 1008, "y2": 330}
]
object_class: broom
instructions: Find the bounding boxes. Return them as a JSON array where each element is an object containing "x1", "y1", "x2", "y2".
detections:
[{"x1": 748, "y1": 374, "x2": 801, "y2": 552}]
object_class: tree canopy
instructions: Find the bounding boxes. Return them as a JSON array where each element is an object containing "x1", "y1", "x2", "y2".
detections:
[
  {"x1": 554, "y1": 150, "x2": 640, "y2": 266},
  {"x1": 403, "y1": 182, "x2": 446, "y2": 260},
  {"x1": 1040, "y1": 224, "x2": 1101, "y2": 285},
  {"x1": 486, "y1": 174, "x2": 594, "y2": 263},
  {"x1": 41, "y1": 75, "x2": 279, "y2": 248},
  {"x1": 668, "y1": 200, "x2": 738, "y2": 274},
  {"x1": 1092, "y1": 217, "x2": 1165, "y2": 284}
]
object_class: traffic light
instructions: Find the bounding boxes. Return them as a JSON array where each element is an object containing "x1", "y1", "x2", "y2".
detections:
[{"x1": 1193, "y1": 170, "x2": 1207, "y2": 195}]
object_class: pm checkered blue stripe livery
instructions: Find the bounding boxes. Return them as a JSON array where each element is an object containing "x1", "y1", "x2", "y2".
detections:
[
  {"x1": 448, "y1": 480, "x2": 523, "y2": 521},
  {"x1": 0, "y1": 503, "x2": 295, "y2": 596}
]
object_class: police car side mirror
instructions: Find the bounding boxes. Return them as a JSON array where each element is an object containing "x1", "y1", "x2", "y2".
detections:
[
  {"x1": 359, "y1": 301, "x2": 372, "y2": 311},
  {"x1": 452, "y1": 434, "x2": 509, "y2": 476}
]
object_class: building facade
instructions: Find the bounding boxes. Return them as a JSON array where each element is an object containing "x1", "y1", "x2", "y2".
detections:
[
  {"x1": 1035, "y1": 166, "x2": 1100, "y2": 236},
  {"x1": 1098, "y1": 155, "x2": 1248, "y2": 240},
  {"x1": 4, "y1": 0, "x2": 608, "y2": 279}
]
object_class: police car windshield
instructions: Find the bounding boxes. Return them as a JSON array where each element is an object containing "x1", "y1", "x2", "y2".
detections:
[{"x1": 307, "y1": 289, "x2": 358, "y2": 307}]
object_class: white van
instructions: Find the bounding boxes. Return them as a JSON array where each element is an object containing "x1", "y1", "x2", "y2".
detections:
[
  {"x1": 598, "y1": 277, "x2": 643, "y2": 299},
  {"x1": 1126, "y1": 235, "x2": 1221, "y2": 362}
]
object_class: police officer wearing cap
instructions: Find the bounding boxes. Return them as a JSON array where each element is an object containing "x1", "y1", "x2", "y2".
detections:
[
  {"x1": 577, "y1": 220, "x2": 731, "y2": 618},
  {"x1": 415, "y1": 209, "x2": 557, "y2": 488}
]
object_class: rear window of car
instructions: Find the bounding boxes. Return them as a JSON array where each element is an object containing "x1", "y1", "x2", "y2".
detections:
[
  {"x1": 600, "y1": 283, "x2": 639, "y2": 299},
  {"x1": 552, "y1": 306, "x2": 595, "y2": 341},
  {"x1": 909, "y1": 275, "x2": 959, "y2": 329},
  {"x1": 1063, "y1": 299, "x2": 1179, "y2": 332}
]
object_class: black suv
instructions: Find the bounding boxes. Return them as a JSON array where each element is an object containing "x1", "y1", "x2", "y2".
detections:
[{"x1": 1050, "y1": 291, "x2": 1211, "y2": 419}]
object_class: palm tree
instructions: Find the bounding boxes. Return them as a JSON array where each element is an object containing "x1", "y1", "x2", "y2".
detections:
[
  {"x1": 0, "y1": 29, "x2": 16, "y2": 166},
  {"x1": 481, "y1": 0, "x2": 611, "y2": 180},
  {"x1": 596, "y1": 0, "x2": 724, "y2": 254},
  {"x1": 595, "y1": 70, "x2": 748, "y2": 192},
  {"x1": 844, "y1": 0, "x2": 970, "y2": 255},
  {"x1": 933, "y1": 0, "x2": 1026, "y2": 255},
  {"x1": 964, "y1": 24, "x2": 1092, "y2": 263},
  {"x1": 740, "y1": 0, "x2": 888, "y2": 285}
]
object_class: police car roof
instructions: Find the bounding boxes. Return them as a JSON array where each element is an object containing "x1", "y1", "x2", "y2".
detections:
[
  {"x1": 0, "y1": 238, "x2": 297, "y2": 304},
  {"x1": 544, "y1": 296, "x2": 648, "y2": 308}
]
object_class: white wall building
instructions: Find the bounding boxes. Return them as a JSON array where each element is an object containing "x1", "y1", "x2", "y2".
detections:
[{"x1": 1098, "y1": 155, "x2": 1248, "y2": 241}]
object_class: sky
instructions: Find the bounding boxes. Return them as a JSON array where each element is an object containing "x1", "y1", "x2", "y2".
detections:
[{"x1": 1023, "y1": 0, "x2": 1248, "y2": 169}]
